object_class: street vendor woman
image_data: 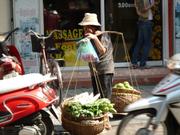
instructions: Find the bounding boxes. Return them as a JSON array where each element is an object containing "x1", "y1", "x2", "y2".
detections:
[{"x1": 78, "y1": 13, "x2": 115, "y2": 99}]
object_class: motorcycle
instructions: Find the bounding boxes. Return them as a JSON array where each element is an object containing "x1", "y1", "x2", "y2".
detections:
[
  {"x1": 116, "y1": 53, "x2": 180, "y2": 135},
  {"x1": 0, "y1": 28, "x2": 62, "y2": 135}
]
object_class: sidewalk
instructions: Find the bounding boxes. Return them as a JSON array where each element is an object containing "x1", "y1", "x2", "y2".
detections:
[
  {"x1": 54, "y1": 85, "x2": 155, "y2": 135},
  {"x1": 54, "y1": 66, "x2": 169, "y2": 135},
  {"x1": 62, "y1": 66, "x2": 169, "y2": 89}
]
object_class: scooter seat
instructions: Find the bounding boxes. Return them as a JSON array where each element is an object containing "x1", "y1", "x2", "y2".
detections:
[{"x1": 0, "y1": 73, "x2": 56, "y2": 94}]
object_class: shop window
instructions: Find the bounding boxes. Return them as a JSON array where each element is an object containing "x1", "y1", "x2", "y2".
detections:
[{"x1": 43, "y1": 0, "x2": 100, "y2": 67}]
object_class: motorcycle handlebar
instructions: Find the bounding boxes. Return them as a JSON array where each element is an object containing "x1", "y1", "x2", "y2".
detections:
[{"x1": 0, "y1": 27, "x2": 19, "y2": 43}]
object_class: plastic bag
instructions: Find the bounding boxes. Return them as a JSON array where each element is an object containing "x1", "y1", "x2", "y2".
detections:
[{"x1": 77, "y1": 38, "x2": 99, "y2": 62}]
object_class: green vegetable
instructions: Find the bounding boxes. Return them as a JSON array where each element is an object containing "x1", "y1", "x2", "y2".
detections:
[{"x1": 64, "y1": 98, "x2": 116, "y2": 118}]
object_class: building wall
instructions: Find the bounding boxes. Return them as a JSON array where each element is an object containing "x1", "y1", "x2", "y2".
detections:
[
  {"x1": 0, "y1": 0, "x2": 173, "y2": 69},
  {"x1": 0, "y1": 0, "x2": 11, "y2": 32}
]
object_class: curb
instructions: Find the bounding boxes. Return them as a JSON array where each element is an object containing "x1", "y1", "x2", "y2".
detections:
[{"x1": 62, "y1": 67, "x2": 169, "y2": 89}]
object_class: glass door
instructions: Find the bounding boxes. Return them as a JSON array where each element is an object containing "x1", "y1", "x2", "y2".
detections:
[{"x1": 105, "y1": 0, "x2": 163, "y2": 66}]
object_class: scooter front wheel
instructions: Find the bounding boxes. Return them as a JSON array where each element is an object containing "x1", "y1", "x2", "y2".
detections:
[
  {"x1": 39, "y1": 112, "x2": 54, "y2": 135},
  {"x1": 116, "y1": 109, "x2": 168, "y2": 135}
]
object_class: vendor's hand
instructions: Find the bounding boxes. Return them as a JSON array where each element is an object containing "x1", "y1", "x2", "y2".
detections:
[
  {"x1": 85, "y1": 33, "x2": 98, "y2": 40},
  {"x1": 95, "y1": 30, "x2": 102, "y2": 36}
]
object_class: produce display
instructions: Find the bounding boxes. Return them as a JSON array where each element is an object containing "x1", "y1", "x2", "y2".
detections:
[
  {"x1": 111, "y1": 81, "x2": 141, "y2": 113},
  {"x1": 113, "y1": 81, "x2": 134, "y2": 90},
  {"x1": 62, "y1": 92, "x2": 116, "y2": 119},
  {"x1": 61, "y1": 93, "x2": 116, "y2": 135}
]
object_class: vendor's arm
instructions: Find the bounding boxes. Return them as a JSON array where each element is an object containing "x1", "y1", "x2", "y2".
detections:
[{"x1": 85, "y1": 32, "x2": 106, "y2": 55}]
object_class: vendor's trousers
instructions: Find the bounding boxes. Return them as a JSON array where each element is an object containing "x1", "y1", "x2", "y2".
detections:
[{"x1": 91, "y1": 74, "x2": 113, "y2": 99}]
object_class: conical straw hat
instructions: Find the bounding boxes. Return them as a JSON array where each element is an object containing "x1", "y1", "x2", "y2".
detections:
[{"x1": 79, "y1": 13, "x2": 101, "y2": 26}]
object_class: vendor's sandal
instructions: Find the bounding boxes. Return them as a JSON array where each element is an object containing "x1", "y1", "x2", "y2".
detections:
[{"x1": 104, "y1": 122, "x2": 112, "y2": 130}]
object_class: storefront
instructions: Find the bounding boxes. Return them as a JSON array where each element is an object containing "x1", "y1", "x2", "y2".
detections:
[
  {"x1": 0, "y1": 0, "x2": 173, "y2": 73},
  {"x1": 43, "y1": 0, "x2": 101, "y2": 68},
  {"x1": 43, "y1": 0, "x2": 164, "y2": 69}
]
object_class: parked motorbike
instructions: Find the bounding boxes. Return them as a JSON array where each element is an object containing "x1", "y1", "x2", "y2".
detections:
[
  {"x1": 0, "y1": 28, "x2": 62, "y2": 135},
  {"x1": 116, "y1": 53, "x2": 180, "y2": 135}
]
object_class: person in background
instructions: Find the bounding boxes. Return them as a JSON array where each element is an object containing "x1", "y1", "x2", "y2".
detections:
[
  {"x1": 78, "y1": 13, "x2": 114, "y2": 100},
  {"x1": 131, "y1": 0, "x2": 155, "y2": 69}
]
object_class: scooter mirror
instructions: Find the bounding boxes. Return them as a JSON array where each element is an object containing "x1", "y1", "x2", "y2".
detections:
[
  {"x1": 167, "y1": 53, "x2": 180, "y2": 71},
  {"x1": 0, "y1": 35, "x2": 5, "y2": 42}
]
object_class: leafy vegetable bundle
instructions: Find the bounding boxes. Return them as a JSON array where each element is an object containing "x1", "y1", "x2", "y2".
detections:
[{"x1": 62, "y1": 93, "x2": 116, "y2": 118}]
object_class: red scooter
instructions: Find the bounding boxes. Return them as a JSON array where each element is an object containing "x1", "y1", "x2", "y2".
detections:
[{"x1": 0, "y1": 28, "x2": 61, "y2": 135}]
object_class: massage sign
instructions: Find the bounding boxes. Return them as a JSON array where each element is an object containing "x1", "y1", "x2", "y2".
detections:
[{"x1": 45, "y1": 28, "x2": 86, "y2": 66}]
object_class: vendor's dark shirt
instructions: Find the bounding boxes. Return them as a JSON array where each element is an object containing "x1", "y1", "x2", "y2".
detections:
[{"x1": 89, "y1": 33, "x2": 114, "y2": 76}]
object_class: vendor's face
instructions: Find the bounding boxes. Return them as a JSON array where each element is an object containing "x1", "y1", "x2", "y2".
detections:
[{"x1": 83, "y1": 25, "x2": 96, "y2": 34}]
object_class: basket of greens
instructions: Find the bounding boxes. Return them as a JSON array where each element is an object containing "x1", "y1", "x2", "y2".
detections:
[{"x1": 61, "y1": 92, "x2": 116, "y2": 135}]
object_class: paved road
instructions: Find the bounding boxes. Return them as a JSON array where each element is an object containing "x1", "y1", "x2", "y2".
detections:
[{"x1": 53, "y1": 85, "x2": 155, "y2": 135}]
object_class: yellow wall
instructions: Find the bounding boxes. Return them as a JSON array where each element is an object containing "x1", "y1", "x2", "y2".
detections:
[{"x1": 0, "y1": 0, "x2": 11, "y2": 32}]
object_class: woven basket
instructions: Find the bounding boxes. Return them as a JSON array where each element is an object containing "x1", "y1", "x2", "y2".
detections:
[
  {"x1": 61, "y1": 98, "x2": 106, "y2": 135},
  {"x1": 61, "y1": 115, "x2": 105, "y2": 135},
  {"x1": 111, "y1": 88, "x2": 141, "y2": 113}
]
